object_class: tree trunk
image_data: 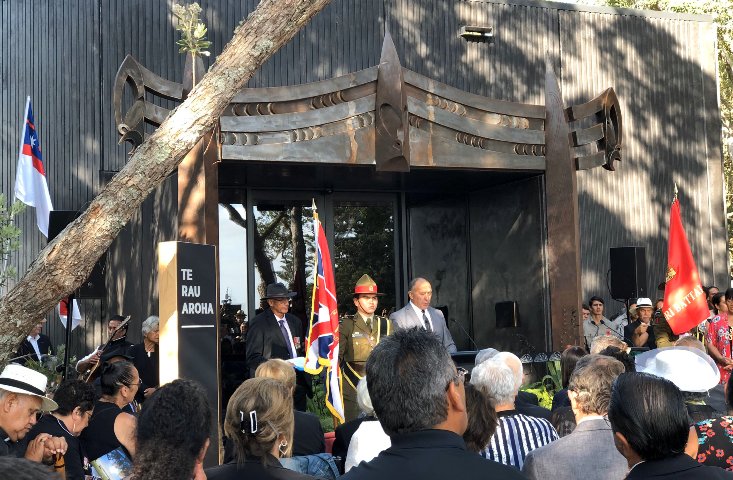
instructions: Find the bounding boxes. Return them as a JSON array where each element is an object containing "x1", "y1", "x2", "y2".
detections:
[
  {"x1": 0, "y1": 0, "x2": 332, "y2": 364},
  {"x1": 289, "y1": 206, "x2": 308, "y2": 327}
]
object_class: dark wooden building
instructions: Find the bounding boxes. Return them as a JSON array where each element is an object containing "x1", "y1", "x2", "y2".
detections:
[{"x1": 0, "y1": 0, "x2": 725, "y2": 358}]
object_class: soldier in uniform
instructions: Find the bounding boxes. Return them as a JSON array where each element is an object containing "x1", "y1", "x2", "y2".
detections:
[{"x1": 339, "y1": 274, "x2": 392, "y2": 422}]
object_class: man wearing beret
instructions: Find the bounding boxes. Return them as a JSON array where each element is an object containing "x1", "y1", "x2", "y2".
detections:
[{"x1": 339, "y1": 274, "x2": 392, "y2": 421}]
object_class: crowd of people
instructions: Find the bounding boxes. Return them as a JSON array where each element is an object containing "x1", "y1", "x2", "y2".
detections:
[{"x1": 6, "y1": 277, "x2": 733, "y2": 479}]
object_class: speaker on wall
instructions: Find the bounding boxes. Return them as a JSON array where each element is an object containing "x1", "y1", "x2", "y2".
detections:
[
  {"x1": 48, "y1": 211, "x2": 107, "y2": 299},
  {"x1": 610, "y1": 246, "x2": 647, "y2": 300},
  {"x1": 495, "y1": 301, "x2": 519, "y2": 328}
]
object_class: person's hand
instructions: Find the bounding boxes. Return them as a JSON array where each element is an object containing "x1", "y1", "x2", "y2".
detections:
[
  {"x1": 638, "y1": 322, "x2": 649, "y2": 333},
  {"x1": 25, "y1": 434, "x2": 67, "y2": 464},
  {"x1": 89, "y1": 350, "x2": 102, "y2": 365},
  {"x1": 143, "y1": 388, "x2": 156, "y2": 398}
]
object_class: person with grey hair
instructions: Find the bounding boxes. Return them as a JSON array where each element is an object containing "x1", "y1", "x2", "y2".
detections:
[
  {"x1": 127, "y1": 315, "x2": 160, "y2": 403},
  {"x1": 471, "y1": 359, "x2": 558, "y2": 470},
  {"x1": 476, "y1": 348, "x2": 540, "y2": 409},
  {"x1": 495, "y1": 351, "x2": 551, "y2": 420},
  {"x1": 344, "y1": 378, "x2": 390, "y2": 472},
  {"x1": 342, "y1": 329, "x2": 523, "y2": 480},
  {"x1": 521, "y1": 355, "x2": 627, "y2": 480},
  {"x1": 389, "y1": 278, "x2": 456, "y2": 353}
]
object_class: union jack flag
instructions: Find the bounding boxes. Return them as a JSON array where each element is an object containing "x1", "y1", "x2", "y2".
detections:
[{"x1": 304, "y1": 206, "x2": 343, "y2": 423}]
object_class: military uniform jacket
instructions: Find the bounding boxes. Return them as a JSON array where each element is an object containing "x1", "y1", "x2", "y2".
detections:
[{"x1": 339, "y1": 313, "x2": 391, "y2": 389}]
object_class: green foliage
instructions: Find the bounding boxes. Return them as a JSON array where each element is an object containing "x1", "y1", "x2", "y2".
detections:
[
  {"x1": 521, "y1": 360, "x2": 561, "y2": 410},
  {"x1": 0, "y1": 194, "x2": 25, "y2": 292},
  {"x1": 22, "y1": 344, "x2": 76, "y2": 393},
  {"x1": 172, "y1": 3, "x2": 212, "y2": 57},
  {"x1": 307, "y1": 373, "x2": 335, "y2": 432},
  {"x1": 333, "y1": 205, "x2": 396, "y2": 315},
  {"x1": 587, "y1": 0, "x2": 733, "y2": 274}
]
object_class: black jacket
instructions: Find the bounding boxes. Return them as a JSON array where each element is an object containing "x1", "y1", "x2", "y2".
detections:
[
  {"x1": 14, "y1": 334, "x2": 53, "y2": 364},
  {"x1": 293, "y1": 411, "x2": 325, "y2": 457},
  {"x1": 626, "y1": 454, "x2": 733, "y2": 479},
  {"x1": 341, "y1": 429, "x2": 524, "y2": 480},
  {"x1": 127, "y1": 343, "x2": 159, "y2": 403},
  {"x1": 246, "y1": 309, "x2": 304, "y2": 377},
  {"x1": 206, "y1": 455, "x2": 316, "y2": 480}
]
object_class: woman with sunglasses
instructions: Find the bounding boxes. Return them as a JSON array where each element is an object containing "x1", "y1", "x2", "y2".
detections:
[
  {"x1": 80, "y1": 361, "x2": 139, "y2": 476},
  {"x1": 25, "y1": 379, "x2": 95, "y2": 480}
]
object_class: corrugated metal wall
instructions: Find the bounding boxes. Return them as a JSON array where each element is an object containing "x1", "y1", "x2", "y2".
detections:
[{"x1": 0, "y1": 0, "x2": 724, "y2": 355}]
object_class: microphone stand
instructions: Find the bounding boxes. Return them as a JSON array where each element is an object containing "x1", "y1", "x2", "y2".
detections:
[
  {"x1": 450, "y1": 318, "x2": 478, "y2": 350},
  {"x1": 600, "y1": 319, "x2": 634, "y2": 346}
]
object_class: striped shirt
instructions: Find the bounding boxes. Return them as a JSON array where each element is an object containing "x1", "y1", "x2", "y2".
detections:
[{"x1": 483, "y1": 410, "x2": 559, "y2": 470}]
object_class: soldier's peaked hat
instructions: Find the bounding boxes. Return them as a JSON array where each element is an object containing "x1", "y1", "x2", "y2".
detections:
[{"x1": 354, "y1": 274, "x2": 385, "y2": 296}]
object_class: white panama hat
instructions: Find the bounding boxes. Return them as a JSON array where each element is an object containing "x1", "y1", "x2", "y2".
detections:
[
  {"x1": 0, "y1": 364, "x2": 57, "y2": 411},
  {"x1": 629, "y1": 297, "x2": 654, "y2": 315},
  {"x1": 635, "y1": 346, "x2": 720, "y2": 393}
]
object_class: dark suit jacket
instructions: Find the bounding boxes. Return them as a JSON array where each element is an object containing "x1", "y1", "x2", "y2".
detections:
[
  {"x1": 389, "y1": 305, "x2": 456, "y2": 353},
  {"x1": 246, "y1": 309, "x2": 304, "y2": 377},
  {"x1": 624, "y1": 320, "x2": 656, "y2": 349},
  {"x1": 626, "y1": 453, "x2": 733, "y2": 479},
  {"x1": 293, "y1": 410, "x2": 325, "y2": 457},
  {"x1": 14, "y1": 334, "x2": 53, "y2": 364},
  {"x1": 515, "y1": 397, "x2": 552, "y2": 421},
  {"x1": 341, "y1": 429, "x2": 524, "y2": 480},
  {"x1": 206, "y1": 456, "x2": 316, "y2": 480}
]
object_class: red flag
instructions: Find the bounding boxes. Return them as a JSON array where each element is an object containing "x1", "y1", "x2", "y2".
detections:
[{"x1": 662, "y1": 197, "x2": 708, "y2": 334}]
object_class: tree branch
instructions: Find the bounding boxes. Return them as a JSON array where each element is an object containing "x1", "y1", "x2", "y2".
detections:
[{"x1": 0, "y1": 0, "x2": 333, "y2": 363}]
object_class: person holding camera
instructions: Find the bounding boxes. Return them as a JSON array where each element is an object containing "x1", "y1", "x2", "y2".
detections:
[{"x1": 625, "y1": 298, "x2": 660, "y2": 349}]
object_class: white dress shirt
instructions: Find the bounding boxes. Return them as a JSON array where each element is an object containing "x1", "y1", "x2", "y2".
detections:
[
  {"x1": 275, "y1": 314, "x2": 298, "y2": 358},
  {"x1": 409, "y1": 301, "x2": 434, "y2": 331},
  {"x1": 27, "y1": 334, "x2": 42, "y2": 361}
]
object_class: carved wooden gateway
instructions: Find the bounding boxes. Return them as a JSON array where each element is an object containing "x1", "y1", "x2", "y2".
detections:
[{"x1": 113, "y1": 33, "x2": 621, "y2": 350}]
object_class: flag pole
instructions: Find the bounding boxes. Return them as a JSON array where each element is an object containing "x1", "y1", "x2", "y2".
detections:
[{"x1": 62, "y1": 292, "x2": 75, "y2": 381}]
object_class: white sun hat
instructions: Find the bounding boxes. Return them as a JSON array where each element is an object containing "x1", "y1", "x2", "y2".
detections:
[
  {"x1": 635, "y1": 346, "x2": 720, "y2": 393},
  {"x1": 0, "y1": 364, "x2": 57, "y2": 411}
]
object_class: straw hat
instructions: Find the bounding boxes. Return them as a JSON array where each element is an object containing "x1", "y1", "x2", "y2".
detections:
[
  {"x1": 0, "y1": 364, "x2": 57, "y2": 411},
  {"x1": 629, "y1": 297, "x2": 654, "y2": 315}
]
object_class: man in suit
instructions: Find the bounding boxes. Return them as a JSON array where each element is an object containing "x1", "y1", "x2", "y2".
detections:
[
  {"x1": 14, "y1": 321, "x2": 53, "y2": 365},
  {"x1": 341, "y1": 328, "x2": 524, "y2": 480},
  {"x1": 521, "y1": 354, "x2": 627, "y2": 480},
  {"x1": 389, "y1": 278, "x2": 456, "y2": 353},
  {"x1": 609, "y1": 372, "x2": 731, "y2": 479},
  {"x1": 246, "y1": 282, "x2": 303, "y2": 376},
  {"x1": 246, "y1": 282, "x2": 309, "y2": 410}
]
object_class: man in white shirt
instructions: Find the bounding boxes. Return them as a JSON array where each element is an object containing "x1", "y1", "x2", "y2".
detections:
[{"x1": 13, "y1": 321, "x2": 53, "y2": 365}]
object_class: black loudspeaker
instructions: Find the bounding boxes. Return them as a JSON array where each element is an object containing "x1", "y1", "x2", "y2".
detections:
[
  {"x1": 48, "y1": 211, "x2": 107, "y2": 299},
  {"x1": 495, "y1": 301, "x2": 519, "y2": 328},
  {"x1": 610, "y1": 246, "x2": 647, "y2": 300}
]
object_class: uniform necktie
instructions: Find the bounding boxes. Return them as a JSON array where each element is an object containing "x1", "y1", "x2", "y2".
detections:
[
  {"x1": 366, "y1": 317, "x2": 372, "y2": 332},
  {"x1": 422, "y1": 310, "x2": 432, "y2": 332},
  {"x1": 278, "y1": 319, "x2": 295, "y2": 358}
]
